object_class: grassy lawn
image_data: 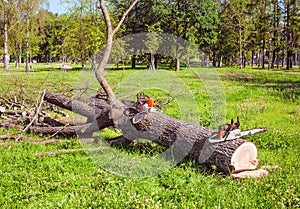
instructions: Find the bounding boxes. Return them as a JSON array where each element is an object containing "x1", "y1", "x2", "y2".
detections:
[{"x1": 0, "y1": 64, "x2": 299, "y2": 208}]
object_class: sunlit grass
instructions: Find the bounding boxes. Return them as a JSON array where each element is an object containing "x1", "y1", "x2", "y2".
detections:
[{"x1": 0, "y1": 65, "x2": 299, "y2": 208}]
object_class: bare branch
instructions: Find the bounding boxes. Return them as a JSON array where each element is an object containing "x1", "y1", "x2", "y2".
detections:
[
  {"x1": 113, "y1": 0, "x2": 139, "y2": 35},
  {"x1": 17, "y1": 90, "x2": 46, "y2": 140},
  {"x1": 35, "y1": 147, "x2": 101, "y2": 157},
  {"x1": 96, "y1": 0, "x2": 139, "y2": 101},
  {"x1": 99, "y1": 0, "x2": 113, "y2": 38}
]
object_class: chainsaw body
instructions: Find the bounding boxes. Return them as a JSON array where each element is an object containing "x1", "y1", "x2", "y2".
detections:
[{"x1": 136, "y1": 93, "x2": 157, "y2": 112}]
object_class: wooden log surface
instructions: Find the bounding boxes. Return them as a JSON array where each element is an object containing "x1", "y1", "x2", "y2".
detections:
[
  {"x1": 44, "y1": 91, "x2": 114, "y2": 130},
  {"x1": 0, "y1": 122, "x2": 98, "y2": 137},
  {"x1": 44, "y1": 91, "x2": 95, "y2": 119},
  {"x1": 113, "y1": 107, "x2": 258, "y2": 174},
  {"x1": 24, "y1": 91, "x2": 260, "y2": 174},
  {"x1": 0, "y1": 134, "x2": 62, "y2": 146}
]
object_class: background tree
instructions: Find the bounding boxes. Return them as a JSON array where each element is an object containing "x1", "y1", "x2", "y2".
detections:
[
  {"x1": 61, "y1": 0, "x2": 105, "y2": 69},
  {"x1": 0, "y1": 0, "x2": 48, "y2": 71},
  {"x1": 283, "y1": 0, "x2": 299, "y2": 70},
  {"x1": 1, "y1": 0, "x2": 298, "y2": 70},
  {"x1": 144, "y1": 23, "x2": 162, "y2": 71},
  {"x1": 216, "y1": 0, "x2": 254, "y2": 69},
  {"x1": 155, "y1": 0, "x2": 219, "y2": 71},
  {"x1": 38, "y1": 11, "x2": 64, "y2": 63},
  {"x1": 110, "y1": 0, "x2": 161, "y2": 69},
  {"x1": 1, "y1": 0, "x2": 14, "y2": 70}
]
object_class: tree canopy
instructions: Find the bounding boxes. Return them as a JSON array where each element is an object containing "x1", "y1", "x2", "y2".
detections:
[{"x1": 0, "y1": 0, "x2": 299, "y2": 71}]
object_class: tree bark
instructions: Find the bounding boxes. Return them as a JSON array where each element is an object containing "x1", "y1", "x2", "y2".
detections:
[
  {"x1": 148, "y1": 53, "x2": 156, "y2": 71},
  {"x1": 176, "y1": 57, "x2": 180, "y2": 71},
  {"x1": 44, "y1": 91, "x2": 114, "y2": 130},
  {"x1": 285, "y1": 2, "x2": 290, "y2": 70},
  {"x1": 0, "y1": 121, "x2": 98, "y2": 137},
  {"x1": 4, "y1": 6, "x2": 10, "y2": 71},
  {"x1": 44, "y1": 91, "x2": 95, "y2": 119},
  {"x1": 262, "y1": 39, "x2": 265, "y2": 69},
  {"x1": 239, "y1": 25, "x2": 243, "y2": 70},
  {"x1": 132, "y1": 55, "x2": 137, "y2": 69}
]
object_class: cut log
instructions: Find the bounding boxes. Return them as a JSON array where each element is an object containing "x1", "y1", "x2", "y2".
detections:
[
  {"x1": 0, "y1": 134, "x2": 62, "y2": 146},
  {"x1": 230, "y1": 142, "x2": 258, "y2": 173},
  {"x1": 44, "y1": 91, "x2": 114, "y2": 130},
  {"x1": 44, "y1": 91, "x2": 95, "y2": 119},
  {"x1": 0, "y1": 122, "x2": 98, "y2": 137},
  {"x1": 203, "y1": 139, "x2": 258, "y2": 174},
  {"x1": 42, "y1": 91, "x2": 260, "y2": 174},
  {"x1": 114, "y1": 109, "x2": 258, "y2": 174},
  {"x1": 39, "y1": 116, "x2": 66, "y2": 127},
  {"x1": 31, "y1": 123, "x2": 99, "y2": 137},
  {"x1": 56, "y1": 116, "x2": 87, "y2": 126}
]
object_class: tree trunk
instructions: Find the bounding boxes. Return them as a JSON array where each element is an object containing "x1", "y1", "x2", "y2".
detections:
[
  {"x1": 43, "y1": 91, "x2": 259, "y2": 175},
  {"x1": 25, "y1": 18, "x2": 29, "y2": 73},
  {"x1": 154, "y1": 54, "x2": 158, "y2": 69},
  {"x1": 243, "y1": 51, "x2": 246, "y2": 68},
  {"x1": 15, "y1": 43, "x2": 19, "y2": 68},
  {"x1": 257, "y1": 50, "x2": 260, "y2": 67},
  {"x1": 239, "y1": 26, "x2": 243, "y2": 70},
  {"x1": 176, "y1": 58, "x2": 180, "y2": 71},
  {"x1": 175, "y1": 46, "x2": 181, "y2": 71},
  {"x1": 295, "y1": 47, "x2": 299, "y2": 66},
  {"x1": 80, "y1": 0, "x2": 85, "y2": 71},
  {"x1": 4, "y1": 9, "x2": 10, "y2": 71},
  {"x1": 286, "y1": 2, "x2": 290, "y2": 70},
  {"x1": 19, "y1": 44, "x2": 22, "y2": 68},
  {"x1": 148, "y1": 53, "x2": 156, "y2": 71},
  {"x1": 271, "y1": 48, "x2": 276, "y2": 69},
  {"x1": 96, "y1": 0, "x2": 139, "y2": 101},
  {"x1": 251, "y1": 51, "x2": 254, "y2": 67},
  {"x1": 212, "y1": 50, "x2": 217, "y2": 67},
  {"x1": 218, "y1": 48, "x2": 222, "y2": 67},
  {"x1": 262, "y1": 39, "x2": 265, "y2": 69},
  {"x1": 127, "y1": 111, "x2": 257, "y2": 174},
  {"x1": 132, "y1": 55, "x2": 136, "y2": 69},
  {"x1": 1, "y1": 122, "x2": 98, "y2": 137}
]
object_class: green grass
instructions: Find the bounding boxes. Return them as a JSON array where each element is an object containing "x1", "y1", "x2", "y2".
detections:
[{"x1": 0, "y1": 64, "x2": 299, "y2": 208}]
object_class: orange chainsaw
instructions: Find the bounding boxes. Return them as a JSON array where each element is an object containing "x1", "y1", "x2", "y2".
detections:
[
  {"x1": 209, "y1": 116, "x2": 267, "y2": 143},
  {"x1": 136, "y1": 92, "x2": 157, "y2": 112}
]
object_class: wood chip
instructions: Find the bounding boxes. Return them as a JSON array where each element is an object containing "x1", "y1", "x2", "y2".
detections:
[{"x1": 232, "y1": 169, "x2": 269, "y2": 179}]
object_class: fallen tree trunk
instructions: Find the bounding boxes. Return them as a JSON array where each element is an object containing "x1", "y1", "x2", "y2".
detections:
[
  {"x1": 44, "y1": 92, "x2": 114, "y2": 130},
  {"x1": 0, "y1": 121, "x2": 98, "y2": 137},
  {"x1": 113, "y1": 107, "x2": 258, "y2": 174},
  {"x1": 43, "y1": 91, "x2": 258, "y2": 174},
  {"x1": 0, "y1": 134, "x2": 63, "y2": 146}
]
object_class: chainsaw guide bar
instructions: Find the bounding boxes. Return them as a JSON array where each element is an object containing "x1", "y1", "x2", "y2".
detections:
[{"x1": 209, "y1": 128, "x2": 268, "y2": 143}]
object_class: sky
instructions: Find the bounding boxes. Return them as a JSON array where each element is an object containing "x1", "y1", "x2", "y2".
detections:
[{"x1": 48, "y1": 0, "x2": 68, "y2": 15}]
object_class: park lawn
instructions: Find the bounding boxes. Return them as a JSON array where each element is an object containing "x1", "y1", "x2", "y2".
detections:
[{"x1": 0, "y1": 65, "x2": 299, "y2": 208}]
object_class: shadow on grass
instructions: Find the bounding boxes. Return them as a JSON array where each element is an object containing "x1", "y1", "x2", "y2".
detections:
[{"x1": 221, "y1": 71, "x2": 300, "y2": 103}]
